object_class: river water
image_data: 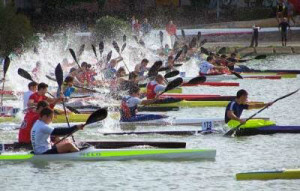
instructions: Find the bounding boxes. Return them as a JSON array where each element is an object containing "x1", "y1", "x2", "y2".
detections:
[{"x1": 0, "y1": 54, "x2": 300, "y2": 191}]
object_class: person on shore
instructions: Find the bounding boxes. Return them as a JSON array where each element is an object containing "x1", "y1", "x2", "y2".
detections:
[
  {"x1": 23, "y1": 81, "x2": 38, "y2": 110},
  {"x1": 134, "y1": 59, "x2": 149, "y2": 78},
  {"x1": 131, "y1": 16, "x2": 136, "y2": 32},
  {"x1": 120, "y1": 85, "x2": 166, "y2": 122},
  {"x1": 225, "y1": 89, "x2": 273, "y2": 124},
  {"x1": 250, "y1": 24, "x2": 260, "y2": 47},
  {"x1": 133, "y1": 19, "x2": 141, "y2": 37},
  {"x1": 286, "y1": 1, "x2": 296, "y2": 25},
  {"x1": 31, "y1": 107, "x2": 84, "y2": 154},
  {"x1": 142, "y1": 18, "x2": 152, "y2": 36},
  {"x1": 199, "y1": 56, "x2": 226, "y2": 75},
  {"x1": 276, "y1": 0, "x2": 286, "y2": 23},
  {"x1": 279, "y1": 18, "x2": 291, "y2": 46},
  {"x1": 18, "y1": 101, "x2": 49, "y2": 144},
  {"x1": 166, "y1": 20, "x2": 177, "y2": 48}
]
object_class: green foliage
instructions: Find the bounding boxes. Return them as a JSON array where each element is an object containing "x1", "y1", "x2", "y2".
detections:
[
  {"x1": 0, "y1": 3, "x2": 34, "y2": 56},
  {"x1": 233, "y1": 8, "x2": 273, "y2": 21},
  {"x1": 190, "y1": 0, "x2": 210, "y2": 9},
  {"x1": 93, "y1": 16, "x2": 129, "y2": 40}
]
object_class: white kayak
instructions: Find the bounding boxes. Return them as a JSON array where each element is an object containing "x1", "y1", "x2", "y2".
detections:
[{"x1": 0, "y1": 146, "x2": 216, "y2": 161}]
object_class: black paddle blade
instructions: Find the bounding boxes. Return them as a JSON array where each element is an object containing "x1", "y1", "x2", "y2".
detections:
[
  {"x1": 18, "y1": 68, "x2": 34, "y2": 82},
  {"x1": 112, "y1": 40, "x2": 120, "y2": 53},
  {"x1": 200, "y1": 39, "x2": 207, "y2": 46},
  {"x1": 123, "y1": 35, "x2": 126, "y2": 43},
  {"x1": 92, "y1": 44, "x2": 97, "y2": 58},
  {"x1": 173, "y1": 41, "x2": 179, "y2": 50},
  {"x1": 107, "y1": 51, "x2": 112, "y2": 62},
  {"x1": 173, "y1": 64, "x2": 183, "y2": 67},
  {"x1": 159, "y1": 31, "x2": 163, "y2": 44},
  {"x1": 231, "y1": 72, "x2": 243, "y2": 79},
  {"x1": 99, "y1": 41, "x2": 104, "y2": 55},
  {"x1": 121, "y1": 43, "x2": 126, "y2": 53},
  {"x1": 78, "y1": 44, "x2": 85, "y2": 57},
  {"x1": 85, "y1": 108, "x2": 108, "y2": 125},
  {"x1": 69, "y1": 48, "x2": 78, "y2": 64},
  {"x1": 182, "y1": 45, "x2": 188, "y2": 54},
  {"x1": 217, "y1": 47, "x2": 226, "y2": 55},
  {"x1": 197, "y1": 32, "x2": 202, "y2": 41},
  {"x1": 55, "y1": 63, "x2": 64, "y2": 88},
  {"x1": 255, "y1": 55, "x2": 267, "y2": 60},
  {"x1": 158, "y1": 67, "x2": 169, "y2": 72},
  {"x1": 174, "y1": 50, "x2": 183, "y2": 61},
  {"x1": 201, "y1": 47, "x2": 210, "y2": 55},
  {"x1": 181, "y1": 29, "x2": 185, "y2": 39},
  {"x1": 139, "y1": 39, "x2": 145, "y2": 47},
  {"x1": 164, "y1": 77, "x2": 183, "y2": 92},
  {"x1": 148, "y1": 61, "x2": 163, "y2": 77},
  {"x1": 189, "y1": 37, "x2": 197, "y2": 48},
  {"x1": 187, "y1": 76, "x2": 206, "y2": 84},
  {"x1": 164, "y1": 70, "x2": 179, "y2": 78},
  {"x1": 3, "y1": 56, "x2": 10, "y2": 77}
]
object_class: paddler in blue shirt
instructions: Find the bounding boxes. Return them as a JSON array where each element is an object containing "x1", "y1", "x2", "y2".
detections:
[
  {"x1": 63, "y1": 76, "x2": 76, "y2": 97},
  {"x1": 225, "y1": 89, "x2": 272, "y2": 124},
  {"x1": 120, "y1": 85, "x2": 167, "y2": 122}
]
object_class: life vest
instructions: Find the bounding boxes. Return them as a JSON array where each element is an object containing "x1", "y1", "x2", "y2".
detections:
[
  {"x1": 146, "y1": 81, "x2": 158, "y2": 99},
  {"x1": 120, "y1": 96, "x2": 138, "y2": 120}
]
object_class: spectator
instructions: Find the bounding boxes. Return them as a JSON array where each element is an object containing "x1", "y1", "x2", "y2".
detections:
[
  {"x1": 250, "y1": 24, "x2": 260, "y2": 47},
  {"x1": 133, "y1": 19, "x2": 141, "y2": 37},
  {"x1": 279, "y1": 18, "x2": 291, "y2": 46},
  {"x1": 131, "y1": 16, "x2": 136, "y2": 32},
  {"x1": 276, "y1": 0, "x2": 286, "y2": 23},
  {"x1": 166, "y1": 20, "x2": 177, "y2": 48},
  {"x1": 286, "y1": 1, "x2": 296, "y2": 25},
  {"x1": 142, "y1": 18, "x2": 152, "y2": 36}
]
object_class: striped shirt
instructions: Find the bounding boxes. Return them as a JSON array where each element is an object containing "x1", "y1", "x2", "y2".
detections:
[{"x1": 225, "y1": 101, "x2": 249, "y2": 123}]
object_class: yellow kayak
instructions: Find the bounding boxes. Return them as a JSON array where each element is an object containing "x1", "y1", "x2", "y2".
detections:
[
  {"x1": 140, "y1": 87, "x2": 182, "y2": 94},
  {"x1": 236, "y1": 169, "x2": 300, "y2": 180}
]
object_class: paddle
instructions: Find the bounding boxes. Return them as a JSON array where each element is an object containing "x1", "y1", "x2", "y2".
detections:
[
  {"x1": 0, "y1": 56, "x2": 10, "y2": 106},
  {"x1": 164, "y1": 70, "x2": 179, "y2": 78},
  {"x1": 99, "y1": 41, "x2": 104, "y2": 58},
  {"x1": 174, "y1": 49, "x2": 183, "y2": 62},
  {"x1": 158, "y1": 64, "x2": 183, "y2": 72},
  {"x1": 186, "y1": 76, "x2": 206, "y2": 85},
  {"x1": 238, "y1": 55, "x2": 267, "y2": 63},
  {"x1": 69, "y1": 48, "x2": 81, "y2": 68},
  {"x1": 112, "y1": 40, "x2": 130, "y2": 72},
  {"x1": 159, "y1": 31, "x2": 163, "y2": 47},
  {"x1": 181, "y1": 29, "x2": 185, "y2": 40},
  {"x1": 182, "y1": 45, "x2": 188, "y2": 54},
  {"x1": 189, "y1": 37, "x2": 197, "y2": 49},
  {"x1": 106, "y1": 50, "x2": 112, "y2": 63},
  {"x1": 199, "y1": 39, "x2": 207, "y2": 47},
  {"x1": 148, "y1": 61, "x2": 163, "y2": 77},
  {"x1": 201, "y1": 47, "x2": 210, "y2": 55},
  {"x1": 217, "y1": 47, "x2": 226, "y2": 55},
  {"x1": 78, "y1": 44, "x2": 85, "y2": 57},
  {"x1": 92, "y1": 44, "x2": 97, "y2": 58},
  {"x1": 123, "y1": 35, "x2": 126, "y2": 43},
  {"x1": 224, "y1": 89, "x2": 300, "y2": 137},
  {"x1": 54, "y1": 108, "x2": 108, "y2": 145},
  {"x1": 231, "y1": 71, "x2": 243, "y2": 79},
  {"x1": 197, "y1": 32, "x2": 201, "y2": 42},
  {"x1": 158, "y1": 77, "x2": 183, "y2": 96},
  {"x1": 121, "y1": 43, "x2": 126, "y2": 53},
  {"x1": 18, "y1": 68, "x2": 35, "y2": 82},
  {"x1": 173, "y1": 41, "x2": 179, "y2": 50}
]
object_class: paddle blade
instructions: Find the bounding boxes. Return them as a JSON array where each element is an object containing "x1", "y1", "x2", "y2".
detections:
[
  {"x1": 231, "y1": 72, "x2": 243, "y2": 79},
  {"x1": 148, "y1": 61, "x2": 163, "y2": 77},
  {"x1": 92, "y1": 44, "x2": 97, "y2": 58},
  {"x1": 182, "y1": 45, "x2": 188, "y2": 54},
  {"x1": 107, "y1": 51, "x2": 112, "y2": 62},
  {"x1": 197, "y1": 32, "x2": 202, "y2": 41},
  {"x1": 164, "y1": 77, "x2": 183, "y2": 92},
  {"x1": 181, "y1": 29, "x2": 185, "y2": 39},
  {"x1": 159, "y1": 31, "x2": 163, "y2": 44},
  {"x1": 189, "y1": 37, "x2": 197, "y2": 48},
  {"x1": 158, "y1": 66, "x2": 169, "y2": 72},
  {"x1": 85, "y1": 108, "x2": 108, "y2": 125},
  {"x1": 174, "y1": 50, "x2": 183, "y2": 62},
  {"x1": 3, "y1": 56, "x2": 10, "y2": 77},
  {"x1": 200, "y1": 39, "x2": 207, "y2": 46},
  {"x1": 121, "y1": 43, "x2": 126, "y2": 53},
  {"x1": 187, "y1": 76, "x2": 206, "y2": 84},
  {"x1": 18, "y1": 68, "x2": 34, "y2": 82},
  {"x1": 173, "y1": 41, "x2": 179, "y2": 50},
  {"x1": 78, "y1": 44, "x2": 85, "y2": 57},
  {"x1": 123, "y1": 35, "x2": 126, "y2": 43},
  {"x1": 173, "y1": 64, "x2": 183, "y2": 67},
  {"x1": 139, "y1": 39, "x2": 145, "y2": 47},
  {"x1": 112, "y1": 40, "x2": 120, "y2": 53},
  {"x1": 201, "y1": 47, "x2": 210, "y2": 55},
  {"x1": 255, "y1": 55, "x2": 267, "y2": 60},
  {"x1": 217, "y1": 47, "x2": 226, "y2": 55},
  {"x1": 99, "y1": 41, "x2": 104, "y2": 55},
  {"x1": 69, "y1": 48, "x2": 78, "y2": 64},
  {"x1": 164, "y1": 70, "x2": 179, "y2": 79},
  {"x1": 55, "y1": 63, "x2": 64, "y2": 88}
]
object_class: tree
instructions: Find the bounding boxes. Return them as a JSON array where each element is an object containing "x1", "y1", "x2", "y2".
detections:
[{"x1": 0, "y1": 3, "x2": 34, "y2": 56}]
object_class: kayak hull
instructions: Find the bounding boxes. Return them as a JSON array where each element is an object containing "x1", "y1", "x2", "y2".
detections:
[
  {"x1": 236, "y1": 169, "x2": 300, "y2": 180},
  {"x1": 160, "y1": 94, "x2": 235, "y2": 101},
  {"x1": 0, "y1": 147, "x2": 216, "y2": 161}
]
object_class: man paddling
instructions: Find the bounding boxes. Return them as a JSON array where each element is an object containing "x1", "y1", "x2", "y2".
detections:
[
  {"x1": 120, "y1": 85, "x2": 166, "y2": 122},
  {"x1": 23, "y1": 81, "x2": 38, "y2": 110},
  {"x1": 146, "y1": 74, "x2": 166, "y2": 99},
  {"x1": 31, "y1": 107, "x2": 84, "y2": 154},
  {"x1": 19, "y1": 101, "x2": 49, "y2": 144},
  {"x1": 225, "y1": 89, "x2": 272, "y2": 124},
  {"x1": 199, "y1": 56, "x2": 226, "y2": 75},
  {"x1": 134, "y1": 59, "x2": 149, "y2": 78}
]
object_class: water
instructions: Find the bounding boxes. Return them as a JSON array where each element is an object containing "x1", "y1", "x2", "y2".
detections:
[{"x1": 1, "y1": 50, "x2": 300, "y2": 190}]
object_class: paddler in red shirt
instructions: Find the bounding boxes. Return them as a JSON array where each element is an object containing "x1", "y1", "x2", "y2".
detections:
[
  {"x1": 27, "y1": 82, "x2": 62, "y2": 109},
  {"x1": 18, "y1": 101, "x2": 49, "y2": 144}
]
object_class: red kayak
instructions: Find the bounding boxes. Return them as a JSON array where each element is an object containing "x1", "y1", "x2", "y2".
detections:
[
  {"x1": 182, "y1": 82, "x2": 239, "y2": 87},
  {"x1": 160, "y1": 94, "x2": 235, "y2": 101}
]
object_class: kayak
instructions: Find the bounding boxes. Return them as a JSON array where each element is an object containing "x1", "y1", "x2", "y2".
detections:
[
  {"x1": 182, "y1": 82, "x2": 239, "y2": 87},
  {"x1": 236, "y1": 169, "x2": 300, "y2": 180},
  {"x1": 149, "y1": 100, "x2": 264, "y2": 108},
  {"x1": 0, "y1": 146, "x2": 216, "y2": 161},
  {"x1": 160, "y1": 94, "x2": 235, "y2": 101},
  {"x1": 140, "y1": 87, "x2": 182, "y2": 94},
  {"x1": 0, "y1": 112, "x2": 90, "y2": 123},
  {"x1": 235, "y1": 65, "x2": 300, "y2": 74}
]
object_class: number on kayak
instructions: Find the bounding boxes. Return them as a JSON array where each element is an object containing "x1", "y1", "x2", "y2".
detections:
[{"x1": 202, "y1": 121, "x2": 214, "y2": 131}]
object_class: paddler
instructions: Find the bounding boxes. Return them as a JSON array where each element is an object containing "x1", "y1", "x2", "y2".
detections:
[
  {"x1": 104, "y1": 57, "x2": 123, "y2": 79},
  {"x1": 62, "y1": 76, "x2": 76, "y2": 97},
  {"x1": 134, "y1": 59, "x2": 149, "y2": 78},
  {"x1": 27, "y1": 82, "x2": 62, "y2": 109},
  {"x1": 199, "y1": 56, "x2": 226, "y2": 75},
  {"x1": 31, "y1": 107, "x2": 84, "y2": 154},
  {"x1": 23, "y1": 81, "x2": 38, "y2": 110},
  {"x1": 146, "y1": 74, "x2": 166, "y2": 99},
  {"x1": 19, "y1": 101, "x2": 49, "y2": 144},
  {"x1": 120, "y1": 85, "x2": 166, "y2": 122},
  {"x1": 225, "y1": 89, "x2": 272, "y2": 124},
  {"x1": 164, "y1": 55, "x2": 175, "y2": 73}
]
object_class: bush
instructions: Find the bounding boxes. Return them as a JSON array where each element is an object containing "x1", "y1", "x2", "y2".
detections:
[
  {"x1": 93, "y1": 15, "x2": 129, "y2": 40},
  {"x1": 233, "y1": 8, "x2": 273, "y2": 21},
  {"x1": 0, "y1": 3, "x2": 34, "y2": 56}
]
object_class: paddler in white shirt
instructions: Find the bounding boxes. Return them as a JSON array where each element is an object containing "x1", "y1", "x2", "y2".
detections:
[
  {"x1": 31, "y1": 107, "x2": 84, "y2": 154},
  {"x1": 23, "y1": 81, "x2": 38, "y2": 110},
  {"x1": 199, "y1": 56, "x2": 227, "y2": 76}
]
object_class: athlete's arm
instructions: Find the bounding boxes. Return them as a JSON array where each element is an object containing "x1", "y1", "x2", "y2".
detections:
[
  {"x1": 248, "y1": 102, "x2": 272, "y2": 109},
  {"x1": 227, "y1": 110, "x2": 245, "y2": 123}
]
